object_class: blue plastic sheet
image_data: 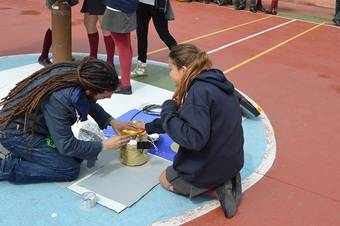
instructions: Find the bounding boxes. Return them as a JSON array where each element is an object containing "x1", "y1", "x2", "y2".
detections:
[{"x1": 103, "y1": 109, "x2": 176, "y2": 161}]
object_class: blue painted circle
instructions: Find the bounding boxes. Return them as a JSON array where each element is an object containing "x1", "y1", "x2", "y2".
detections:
[{"x1": 0, "y1": 54, "x2": 267, "y2": 226}]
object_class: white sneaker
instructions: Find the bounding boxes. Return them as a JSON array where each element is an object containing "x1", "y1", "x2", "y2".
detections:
[{"x1": 131, "y1": 60, "x2": 148, "y2": 77}]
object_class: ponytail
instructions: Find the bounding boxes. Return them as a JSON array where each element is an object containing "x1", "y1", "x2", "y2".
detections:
[{"x1": 169, "y1": 44, "x2": 212, "y2": 108}]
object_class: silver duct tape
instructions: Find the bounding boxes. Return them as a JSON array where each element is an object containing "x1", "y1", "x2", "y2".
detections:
[{"x1": 81, "y1": 191, "x2": 97, "y2": 208}]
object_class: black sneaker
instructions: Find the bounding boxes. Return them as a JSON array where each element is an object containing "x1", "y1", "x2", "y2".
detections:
[
  {"x1": 266, "y1": 9, "x2": 277, "y2": 15},
  {"x1": 237, "y1": 4, "x2": 246, "y2": 10},
  {"x1": 114, "y1": 86, "x2": 132, "y2": 95},
  {"x1": 38, "y1": 56, "x2": 52, "y2": 66},
  {"x1": 249, "y1": 6, "x2": 257, "y2": 13},
  {"x1": 233, "y1": 2, "x2": 240, "y2": 9},
  {"x1": 216, "y1": 179, "x2": 237, "y2": 218},
  {"x1": 333, "y1": 18, "x2": 340, "y2": 26},
  {"x1": 256, "y1": 6, "x2": 267, "y2": 12}
]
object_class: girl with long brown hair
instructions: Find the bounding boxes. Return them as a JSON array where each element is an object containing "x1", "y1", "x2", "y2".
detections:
[
  {"x1": 139, "y1": 44, "x2": 244, "y2": 218},
  {"x1": 0, "y1": 57, "x2": 133, "y2": 183}
]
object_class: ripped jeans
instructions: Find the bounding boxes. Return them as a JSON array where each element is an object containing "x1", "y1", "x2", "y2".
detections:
[{"x1": 0, "y1": 129, "x2": 80, "y2": 183}]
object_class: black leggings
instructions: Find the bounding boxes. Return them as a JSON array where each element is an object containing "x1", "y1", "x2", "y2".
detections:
[
  {"x1": 336, "y1": 0, "x2": 340, "y2": 19},
  {"x1": 136, "y1": 2, "x2": 177, "y2": 63}
]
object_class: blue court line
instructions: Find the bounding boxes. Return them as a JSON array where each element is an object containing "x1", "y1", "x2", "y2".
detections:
[
  {"x1": 0, "y1": 54, "x2": 40, "y2": 71},
  {"x1": 0, "y1": 54, "x2": 140, "y2": 71}
]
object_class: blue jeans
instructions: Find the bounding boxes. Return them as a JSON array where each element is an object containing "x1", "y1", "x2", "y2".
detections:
[{"x1": 0, "y1": 129, "x2": 80, "y2": 183}]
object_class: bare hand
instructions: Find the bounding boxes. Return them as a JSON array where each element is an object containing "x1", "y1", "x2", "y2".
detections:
[{"x1": 102, "y1": 135, "x2": 131, "y2": 151}]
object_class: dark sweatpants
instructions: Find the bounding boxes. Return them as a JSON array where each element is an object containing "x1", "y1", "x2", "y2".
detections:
[{"x1": 335, "y1": 0, "x2": 340, "y2": 20}]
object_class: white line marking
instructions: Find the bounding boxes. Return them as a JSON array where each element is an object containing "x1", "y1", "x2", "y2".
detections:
[{"x1": 207, "y1": 19, "x2": 296, "y2": 55}]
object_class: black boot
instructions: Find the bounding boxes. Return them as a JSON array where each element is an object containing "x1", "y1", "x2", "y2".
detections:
[
  {"x1": 114, "y1": 86, "x2": 132, "y2": 95},
  {"x1": 38, "y1": 56, "x2": 52, "y2": 66}
]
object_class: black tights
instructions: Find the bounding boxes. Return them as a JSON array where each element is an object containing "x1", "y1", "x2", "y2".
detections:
[{"x1": 136, "y1": 2, "x2": 177, "y2": 63}]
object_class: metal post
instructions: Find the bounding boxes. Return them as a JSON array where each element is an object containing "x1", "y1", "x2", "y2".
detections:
[{"x1": 51, "y1": 0, "x2": 72, "y2": 63}]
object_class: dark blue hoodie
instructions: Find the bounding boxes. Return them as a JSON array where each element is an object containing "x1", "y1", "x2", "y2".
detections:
[{"x1": 146, "y1": 69, "x2": 244, "y2": 188}]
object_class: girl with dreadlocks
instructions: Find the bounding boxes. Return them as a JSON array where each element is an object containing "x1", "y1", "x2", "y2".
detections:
[
  {"x1": 0, "y1": 58, "x2": 133, "y2": 183},
  {"x1": 136, "y1": 44, "x2": 244, "y2": 218}
]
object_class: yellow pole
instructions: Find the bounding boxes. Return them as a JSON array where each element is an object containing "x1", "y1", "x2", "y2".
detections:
[{"x1": 51, "y1": 0, "x2": 72, "y2": 63}]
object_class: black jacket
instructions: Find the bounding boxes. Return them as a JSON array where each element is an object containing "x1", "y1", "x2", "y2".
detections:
[{"x1": 146, "y1": 69, "x2": 244, "y2": 188}]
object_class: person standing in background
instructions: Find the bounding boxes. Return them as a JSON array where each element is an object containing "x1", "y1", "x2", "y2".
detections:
[
  {"x1": 131, "y1": 0, "x2": 177, "y2": 77},
  {"x1": 233, "y1": 0, "x2": 257, "y2": 13},
  {"x1": 81, "y1": 0, "x2": 115, "y2": 65},
  {"x1": 255, "y1": 0, "x2": 278, "y2": 14},
  {"x1": 101, "y1": 0, "x2": 138, "y2": 95},
  {"x1": 333, "y1": 0, "x2": 340, "y2": 26}
]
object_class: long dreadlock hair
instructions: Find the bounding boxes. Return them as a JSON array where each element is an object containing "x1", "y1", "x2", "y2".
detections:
[
  {"x1": 169, "y1": 44, "x2": 212, "y2": 108},
  {"x1": 0, "y1": 57, "x2": 118, "y2": 132}
]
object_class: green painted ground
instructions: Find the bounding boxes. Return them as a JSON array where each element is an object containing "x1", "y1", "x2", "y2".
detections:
[
  {"x1": 221, "y1": 4, "x2": 331, "y2": 24},
  {"x1": 277, "y1": 11, "x2": 330, "y2": 23},
  {"x1": 76, "y1": 53, "x2": 175, "y2": 92},
  {"x1": 132, "y1": 63, "x2": 175, "y2": 92}
]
